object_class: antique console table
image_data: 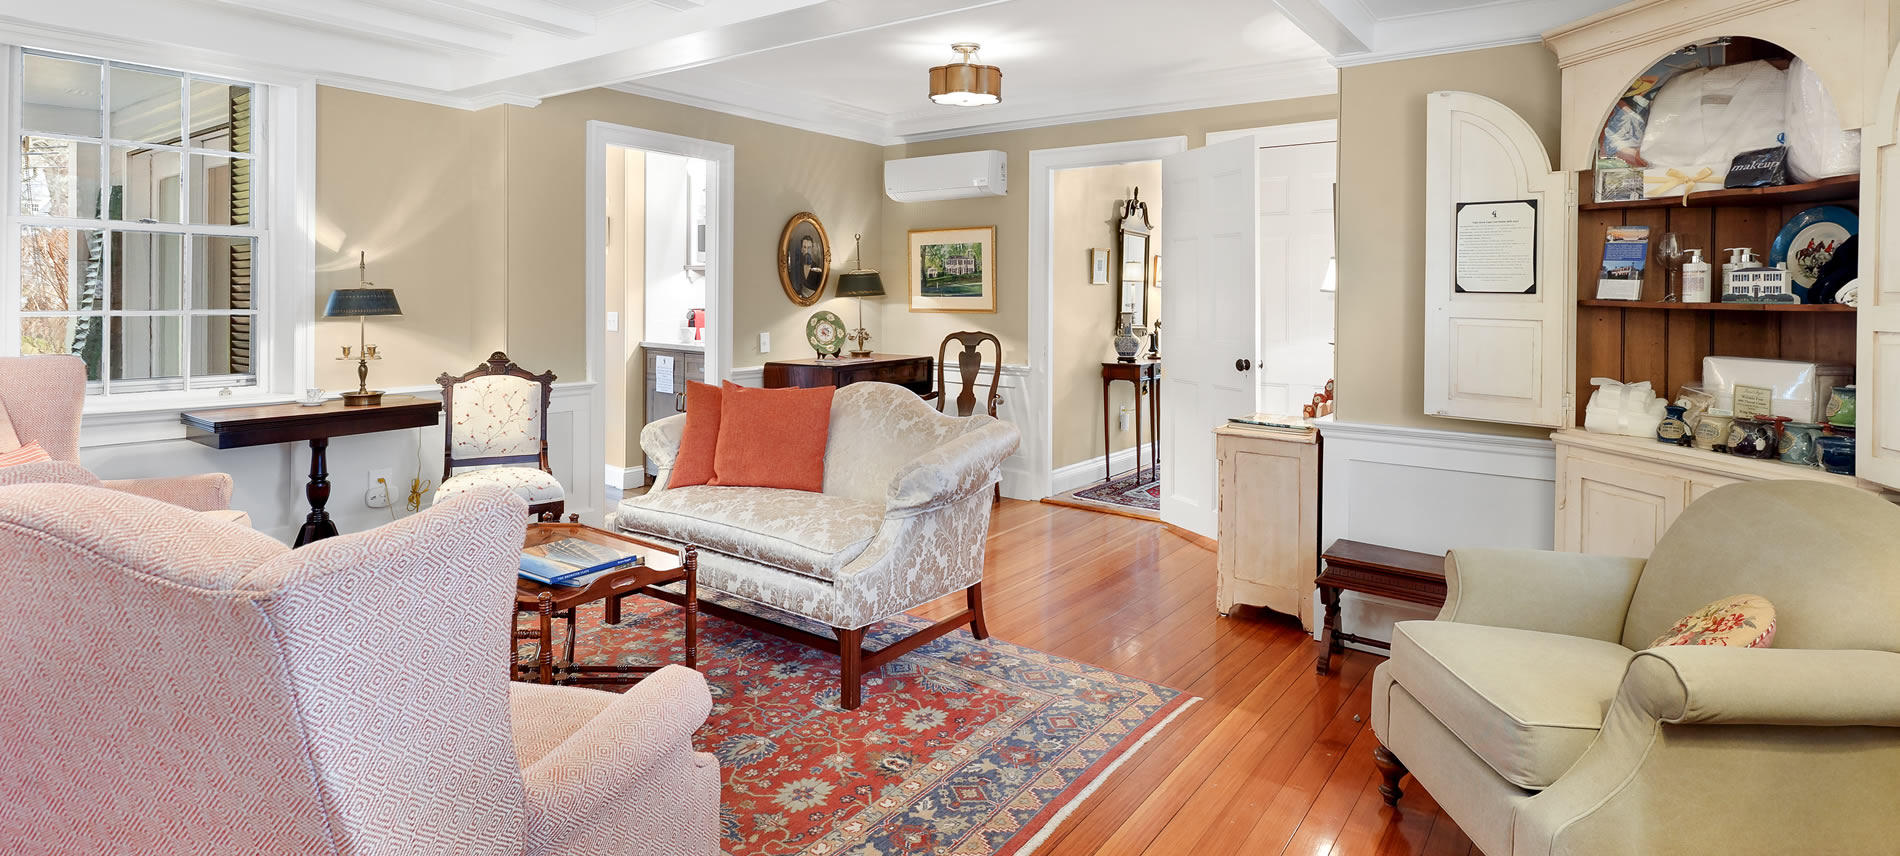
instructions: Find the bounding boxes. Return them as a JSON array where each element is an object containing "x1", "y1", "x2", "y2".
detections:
[
  {"x1": 1100, "y1": 360, "x2": 1161, "y2": 483},
  {"x1": 1314, "y1": 539, "x2": 1447, "y2": 675},
  {"x1": 181, "y1": 396, "x2": 442, "y2": 546},
  {"x1": 764, "y1": 353, "x2": 932, "y2": 395}
]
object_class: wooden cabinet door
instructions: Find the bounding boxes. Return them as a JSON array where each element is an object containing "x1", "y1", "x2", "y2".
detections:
[
  {"x1": 1216, "y1": 431, "x2": 1317, "y2": 626},
  {"x1": 1859, "y1": 52, "x2": 1900, "y2": 488},
  {"x1": 1423, "y1": 91, "x2": 1575, "y2": 428},
  {"x1": 1562, "y1": 457, "x2": 1683, "y2": 559}
]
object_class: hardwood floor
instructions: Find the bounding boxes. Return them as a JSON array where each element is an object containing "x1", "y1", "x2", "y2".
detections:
[{"x1": 909, "y1": 500, "x2": 1474, "y2": 856}]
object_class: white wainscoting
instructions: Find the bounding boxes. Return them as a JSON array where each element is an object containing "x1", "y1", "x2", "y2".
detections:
[
  {"x1": 727, "y1": 364, "x2": 1037, "y2": 499},
  {"x1": 80, "y1": 381, "x2": 600, "y2": 544},
  {"x1": 1316, "y1": 419, "x2": 1556, "y2": 647}
]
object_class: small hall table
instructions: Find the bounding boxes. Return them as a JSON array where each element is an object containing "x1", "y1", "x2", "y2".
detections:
[
  {"x1": 1101, "y1": 360, "x2": 1161, "y2": 483},
  {"x1": 181, "y1": 396, "x2": 442, "y2": 546}
]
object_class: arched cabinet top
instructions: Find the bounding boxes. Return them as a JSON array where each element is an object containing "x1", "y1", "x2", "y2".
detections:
[{"x1": 1543, "y1": 0, "x2": 1890, "y2": 172}]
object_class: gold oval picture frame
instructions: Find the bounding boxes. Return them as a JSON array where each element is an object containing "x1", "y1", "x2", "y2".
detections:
[{"x1": 778, "y1": 211, "x2": 832, "y2": 307}]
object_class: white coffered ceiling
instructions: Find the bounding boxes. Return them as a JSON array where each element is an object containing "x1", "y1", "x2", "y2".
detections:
[{"x1": 0, "y1": 0, "x2": 1625, "y2": 144}]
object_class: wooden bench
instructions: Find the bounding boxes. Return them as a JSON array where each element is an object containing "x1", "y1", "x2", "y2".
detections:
[{"x1": 1315, "y1": 539, "x2": 1447, "y2": 675}]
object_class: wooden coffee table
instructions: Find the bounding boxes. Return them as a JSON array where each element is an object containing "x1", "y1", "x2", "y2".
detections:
[{"x1": 514, "y1": 521, "x2": 697, "y2": 686}]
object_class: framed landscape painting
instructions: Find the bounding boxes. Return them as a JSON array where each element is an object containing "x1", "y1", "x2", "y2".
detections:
[{"x1": 908, "y1": 226, "x2": 997, "y2": 312}]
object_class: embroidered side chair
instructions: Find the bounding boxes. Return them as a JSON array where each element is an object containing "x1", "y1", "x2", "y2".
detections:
[{"x1": 435, "y1": 352, "x2": 564, "y2": 521}]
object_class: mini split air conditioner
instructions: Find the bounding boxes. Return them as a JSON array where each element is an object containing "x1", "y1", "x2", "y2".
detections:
[{"x1": 884, "y1": 150, "x2": 1007, "y2": 202}]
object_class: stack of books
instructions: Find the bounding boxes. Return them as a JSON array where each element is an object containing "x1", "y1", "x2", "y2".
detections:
[{"x1": 519, "y1": 537, "x2": 643, "y2": 586}]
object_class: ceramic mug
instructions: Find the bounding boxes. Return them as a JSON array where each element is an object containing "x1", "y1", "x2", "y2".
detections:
[
  {"x1": 305, "y1": 387, "x2": 325, "y2": 402},
  {"x1": 1817, "y1": 435, "x2": 1856, "y2": 475},
  {"x1": 1779, "y1": 422, "x2": 1824, "y2": 467},
  {"x1": 1693, "y1": 409, "x2": 1734, "y2": 452},
  {"x1": 1827, "y1": 385, "x2": 1857, "y2": 429}
]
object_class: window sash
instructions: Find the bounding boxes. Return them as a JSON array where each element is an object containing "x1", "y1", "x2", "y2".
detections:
[{"x1": 7, "y1": 47, "x2": 268, "y2": 400}]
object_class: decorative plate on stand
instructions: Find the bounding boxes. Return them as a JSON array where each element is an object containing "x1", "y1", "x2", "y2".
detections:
[
  {"x1": 807, "y1": 310, "x2": 845, "y2": 357},
  {"x1": 1770, "y1": 205, "x2": 1857, "y2": 298}
]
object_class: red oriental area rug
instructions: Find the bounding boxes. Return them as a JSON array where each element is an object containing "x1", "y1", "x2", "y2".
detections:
[{"x1": 527, "y1": 594, "x2": 1194, "y2": 856}]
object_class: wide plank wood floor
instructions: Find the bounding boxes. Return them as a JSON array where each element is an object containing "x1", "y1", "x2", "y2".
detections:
[{"x1": 909, "y1": 500, "x2": 1472, "y2": 856}]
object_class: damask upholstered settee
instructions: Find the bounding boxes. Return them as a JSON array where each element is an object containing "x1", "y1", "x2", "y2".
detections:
[{"x1": 612, "y1": 381, "x2": 1020, "y2": 709}]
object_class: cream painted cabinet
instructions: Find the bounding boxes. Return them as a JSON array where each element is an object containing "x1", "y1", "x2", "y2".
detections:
[
  {"x1": 1554, "y1": 430, "x2": 1857, "y2": 557},
  {"x1": 1215, "y1": 424, "x2": 1317, "y2": 626}
]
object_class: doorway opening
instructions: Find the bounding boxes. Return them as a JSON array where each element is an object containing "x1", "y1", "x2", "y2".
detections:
[{"x1": 585, "y1": 122, "x2": 734, "y2": 519}]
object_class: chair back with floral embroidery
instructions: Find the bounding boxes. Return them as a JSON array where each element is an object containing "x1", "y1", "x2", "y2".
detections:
[{"x1": 437, "y1": 352, "x2": 556, "y2": 481}]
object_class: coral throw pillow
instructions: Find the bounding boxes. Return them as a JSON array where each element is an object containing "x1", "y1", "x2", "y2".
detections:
[
  {"x1": 711, "y1": 381, "x2": 834, "y2": 492},
  {"x1": 668, "y1": 381, "x2": 724, "y2": 488},
  {"x1": 1651, "y1": 594, "x2": 1777, "y2": 649},
  {"x1": 0, "y1": 442, "x2": 52, "y2": 468}
]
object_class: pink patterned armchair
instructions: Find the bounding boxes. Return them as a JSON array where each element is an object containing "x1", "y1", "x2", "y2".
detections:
[
  {"x1": 0, "y1": 354, "x2": 236, "y2": 514},
  {"x1": 0, "y1": 482, "x2": 720, "y2": 856}
]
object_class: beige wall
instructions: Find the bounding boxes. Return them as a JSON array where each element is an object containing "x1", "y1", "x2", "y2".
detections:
[
  {"x1": 314, "y1": 88, "x2": 507, "y2": 391},
  {"x1": 603, "y1": 148, "x2": 647, "y2": 471},
  {"x1": 501, "y1": 88, "x2": 885, "y2": 380},
  {"x1": 1051, "y1": 161, "x2": 1162, "y2": 469},
  {"x1": 877, "y1": 96, "x2": 1337, "y2": 365},
  {"x1": 1333, "y1": 43, "x2": 1562, "y2": 438}
]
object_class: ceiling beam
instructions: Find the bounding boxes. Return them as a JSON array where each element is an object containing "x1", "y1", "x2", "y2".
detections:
[
  {"x1": 458, "y1": 0, "x2": 1014, "y2": 102},
  {"x1": 1272, "y1": 0, "x2": 1374, "y2": 57},
  {"x1": 197, "y1": 0, "x2": 516, "y2": 56},
  {"x1": 422, "y1": 0, "x2": 597, "y2": 38}
]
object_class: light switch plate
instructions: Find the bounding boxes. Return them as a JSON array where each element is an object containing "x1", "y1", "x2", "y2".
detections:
[
  {"x1": 606, "y1": 311, "x2": 619, "y2": 332},
  {"x1": 758, "y1": 332, "x2": 770, "y2": 353}
]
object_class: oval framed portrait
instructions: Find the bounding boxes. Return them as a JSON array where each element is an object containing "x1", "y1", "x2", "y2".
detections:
[{"x1": 778, "y1": 211, "x2": 831, "y2": 306}]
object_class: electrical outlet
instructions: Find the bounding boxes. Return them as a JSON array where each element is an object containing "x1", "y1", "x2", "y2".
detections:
[
  {"x1": 366, "y1": 468, "x2": 393, "y2": 508},
  {"x1": 758, "y1": 332, "x2": 770, "y2": 353},
  {"x1": 1119, "y1": 407, "x2": 1132, "y2": 432}
]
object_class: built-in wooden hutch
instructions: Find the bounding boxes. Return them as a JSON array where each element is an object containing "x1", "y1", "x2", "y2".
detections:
[{"x1": 1423, "y1": 0, "x2": 1898, "y2": 557}]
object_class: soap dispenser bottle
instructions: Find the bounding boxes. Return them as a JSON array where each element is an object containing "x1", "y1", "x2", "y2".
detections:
[{"x1": 1681, "y1": 249, "x2": 1712, "y2": 303}]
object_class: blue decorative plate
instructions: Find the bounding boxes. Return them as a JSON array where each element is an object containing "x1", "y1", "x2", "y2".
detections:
[{"x1": 1770, "y1": 205, "x2": 1858, "y2": 298}]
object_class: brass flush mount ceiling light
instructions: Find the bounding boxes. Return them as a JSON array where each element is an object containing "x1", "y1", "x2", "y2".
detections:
[{"x1": 928, "y1": 43, "x2": 1001, "y2": 106}]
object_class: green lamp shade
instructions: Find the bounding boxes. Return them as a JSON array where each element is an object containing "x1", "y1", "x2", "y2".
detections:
[
  {"x1": 324, "y1": 288, "x2": 403, "y2": 318},
  {"x1": 836, "y1": 271, "x2": 885, "y2": 298}
]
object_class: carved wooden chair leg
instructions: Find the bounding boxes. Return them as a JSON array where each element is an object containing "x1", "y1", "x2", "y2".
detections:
[
  {"x1": 1373, "y1": 743, "x2": 1409, "y2": 806},
  {"x1": 966, "y1": 583, "x2": 990, "y2": 640},
  {"x1": 837, "y1": 627, "x2": 867, "y2": 710}
]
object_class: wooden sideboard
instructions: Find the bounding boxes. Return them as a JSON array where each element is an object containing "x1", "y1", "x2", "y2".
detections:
[{"x1": 764, "y1": 354, "x2": 932, "y2": 395}]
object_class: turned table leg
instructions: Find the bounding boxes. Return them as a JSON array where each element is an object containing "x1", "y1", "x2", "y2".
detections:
[{"x1": 293, "y1": 437, "x2": 340, "y2": 547}]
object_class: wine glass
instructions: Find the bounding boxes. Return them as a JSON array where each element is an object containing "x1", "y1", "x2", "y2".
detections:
[{"x1": 1656, "y1": 232, "x2": 1685, "y2": 302}]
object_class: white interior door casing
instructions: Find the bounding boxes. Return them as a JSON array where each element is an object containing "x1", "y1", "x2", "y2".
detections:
[
  {"x1": 1858, "y1": 49, "x2": 1900, "y2": 489},
  {"x1": 1161, "y1": 138, "x2": 1259, "y2": 538},
  {"x1": 1256, "y1": 141, "x2": 1337, "y2": 416},
  {"x1": 1423, "y1": 91, "x2": 1575, "y2": 428}
]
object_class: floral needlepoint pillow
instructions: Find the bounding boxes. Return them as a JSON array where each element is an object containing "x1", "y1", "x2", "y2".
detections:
[{"x1": 1651, "y1": 594, "x2": 1777, "y2": 649}]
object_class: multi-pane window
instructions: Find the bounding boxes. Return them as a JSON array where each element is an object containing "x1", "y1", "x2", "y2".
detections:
[{"x1": 13, "y1": 50, "x2": 261, "y2": 396}]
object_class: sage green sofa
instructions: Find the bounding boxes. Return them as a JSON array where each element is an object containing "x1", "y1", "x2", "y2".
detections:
[{"x1": 1372, "y1": 480, "x2": 1900, "y2": 856}]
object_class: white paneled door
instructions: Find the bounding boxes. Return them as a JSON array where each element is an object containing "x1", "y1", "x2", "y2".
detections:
[
  {"x1": 1161, "y1": 138, "x2": 1259, "y2": 538},
  {"x1": 1256, "y1": 141, "x2": 1337, "y2": 416}
]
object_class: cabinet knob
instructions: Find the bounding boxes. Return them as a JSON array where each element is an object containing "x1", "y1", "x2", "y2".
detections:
[{"x1": 1235, "y1": 358, "x2": 1252, "y2": 372}]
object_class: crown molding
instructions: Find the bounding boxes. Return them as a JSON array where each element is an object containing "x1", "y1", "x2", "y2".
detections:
[
  {"x1": 1285, "y1": 0, "x2": 1615, "y2": 69},
  {"x1": 1327, "y1": 34, "x2": 1544, "y2": 68},
  {"x1": 321, "y1": 74, "x2": 543, "y2": 110}
]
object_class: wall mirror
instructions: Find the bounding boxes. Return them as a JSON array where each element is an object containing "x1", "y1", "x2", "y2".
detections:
[{"x1": 1116, "y1": 188, "x2": 1151, "y2": 328}]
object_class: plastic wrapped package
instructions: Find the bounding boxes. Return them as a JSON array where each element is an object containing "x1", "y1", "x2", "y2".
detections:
[
  {"x1": 1638, "y1": 61, "x2": 1787, "y2": 188},
  {"x1": 1784, "y1": 57, "x2": 1861, "y2": 181},
  {"x1": 1584, "y1": 378, "x2": 1667, "y2": 438},
  {"x1": 1700, "y1": 357, "x2": 1854, "y2": 422}
]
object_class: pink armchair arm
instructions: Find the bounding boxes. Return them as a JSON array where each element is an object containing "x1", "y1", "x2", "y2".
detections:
[
  {"x1": 101, "y1": 473, "x2": 234, "y2": 512},
  {"x1": 520, "y1": 665, "x2": 720, "y2": 856}
]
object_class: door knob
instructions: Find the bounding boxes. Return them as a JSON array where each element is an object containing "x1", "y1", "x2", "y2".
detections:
[{"x1": 1235, "y1": 358, "x2": 1252, "y2": 372}]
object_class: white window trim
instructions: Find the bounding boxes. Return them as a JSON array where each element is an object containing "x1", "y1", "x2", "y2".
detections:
[{"x1": 0, "y1": 44, "x2": 314, "y2": 441}]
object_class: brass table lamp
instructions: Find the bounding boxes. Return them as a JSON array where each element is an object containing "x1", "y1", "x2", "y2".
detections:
[
  {"x1": 325, "y1": 252, "x2": 403, "y2": 406},
  {"x1": 836, "y1": 234, "x2": 885, "y2": 358}
]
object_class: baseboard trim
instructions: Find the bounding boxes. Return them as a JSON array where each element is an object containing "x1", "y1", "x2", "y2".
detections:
[
  {"x1": 1050, "y1": 443, "x2": 1156, "y2": 495},
  {"x1": 604, "y1": 464, "x2": 646, "y2": 490}
]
